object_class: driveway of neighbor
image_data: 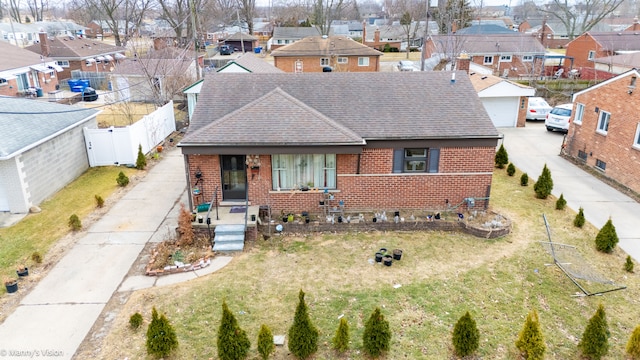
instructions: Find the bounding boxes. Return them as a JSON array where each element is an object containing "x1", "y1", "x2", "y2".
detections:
[
  {"x1": 499, "y1": 121, "x2": 640, "y2": 262},
  {"x1": 0, "y1": 147, "x2": 186, "y2": 360}
]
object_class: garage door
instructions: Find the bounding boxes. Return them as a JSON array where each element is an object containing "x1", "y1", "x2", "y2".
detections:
[{"x1": 481, "y1": 97, "x2": 519, "y2": 128}]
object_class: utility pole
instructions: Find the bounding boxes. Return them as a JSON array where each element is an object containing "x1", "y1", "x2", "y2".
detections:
[
  {"x1": 237, "y1": 9, "x2": 245, "y2": 53},
  {"x1": 421, "y1": 0, "x2": 430, "y2": 71},
  {"x1": 190, "y1": 0, "x2": 200, "y2": 80}
]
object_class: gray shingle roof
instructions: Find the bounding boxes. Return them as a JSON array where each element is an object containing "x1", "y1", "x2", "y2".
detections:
[
  {"x1": 0, "y1": 98, "x2": 99, "y2": 159},
  {"x1": 182, "y1": 71, "x2": 499, "y2": 146},
  {"x1": 272, "y1": 27, "x2": 327, "y2": 40},
  {"x1": 430, "y1": 33, "x2": 545, "y2": 54},
  {"x1": 25, "y1": 35, "x2": 124, "y2": 59},
  {"x1": 589, "y1": 31, "x2": 640, "y2": 51},
  {"x1": 217, "y1": 52, "x2": 283, "y2": 73},
  {"x1": 271, "y1": 35, "x2": 382, "y2": 57},
  {"x1": 111, "y1": 58, "x2": 193, "y2": 75},
  {"x1": 0, "y1": 41, "x2": 53, "y2": 71}
]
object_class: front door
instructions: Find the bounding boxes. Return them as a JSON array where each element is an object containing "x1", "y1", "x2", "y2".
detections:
[{"x1": 221, "y1": 155, "x2": 247, "y2": 201}]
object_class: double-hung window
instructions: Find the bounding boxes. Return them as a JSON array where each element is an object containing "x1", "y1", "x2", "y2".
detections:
[
  {"x1": 574, "y1": 103, "x2": 585, "y2": 124},
  {"x1": 272, "y1": 154, "x2": 336, "y2": 190},
  {"x1": 597, "y1": 110, "x2": 610, "y2": 134},
  {"x1": 320, "y1": 58, "x2": 330, "y2": 66},
  {"x1": 393, "y1": 148, "x2": 440, "y2": 173},
  {"x1": 483, "y1": 56, "x2": 493, "y2": 65},
  {"x1": 358, "y1": 57, "x2": 369, "y2": 66}
]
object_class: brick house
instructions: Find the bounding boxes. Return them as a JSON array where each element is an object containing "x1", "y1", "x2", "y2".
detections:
[
  {"x1": 178, "y1": 71, "x2": 500, "y2": 216},
  {"x1": 0, "y1": 40, "x2": 61, "y2": 98},
  {"x1": 424, "y1": 33, "x2": 545, "y2": 78},
  {"x1": 269, "y1": 27, "x2": 328, "y2": 51},
  {"x1": 25, "y1": 33, "x2": 126, "y2": 81},
  {"x1": 271, "y1": 35, "x2": 382, "y2": 72},
  {"x1": 564, "y1": 32, "x2": 640, "y2": 80},
  {"x1": 564, "y1": 69, "x2": 640, "y2": 194}
]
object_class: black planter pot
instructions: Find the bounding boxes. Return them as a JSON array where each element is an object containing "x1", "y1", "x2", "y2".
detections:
[
  {"x1": 282, "y1": 217, "x2": 288, "y2": 223},
  {"x1": 375, "y1": 252, "x2": 383, "y2": 262},
  {"x1": 5, "y1": 281, "x2": 18, "y2": 293},
  {"x1": 393, "y1": 249, "x2": 403, "y2": 261},
  {"x1": 379, "y1": 248, "x2": 387, "y2": 254},
  {"x1": 16, "y1": 268, "x2": 28, "y2": 277},
  {"x1": 383, "y1": 255, "x2": 393, "y2": 267},
  {"x1": 305, "y1": 217, "x2": 310, "y2": 224}
]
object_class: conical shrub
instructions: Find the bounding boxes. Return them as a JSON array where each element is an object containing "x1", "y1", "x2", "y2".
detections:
[
  {"x1": 146, "y1": 307, "x2": 178, "y2": 358},
  {"x1": 288, "y1": 290, "x2": 318, "y2": 359},
  {"x1": 217, "y1": 301, "x2": 250, "y2": 360},
  {"x1": 578, "y1": 304, "x2": 609, "y2": 360},
  {"x1": 521, "y1": 173, "x2": 529, "y2": 186},
  {"x1": 626, "y1": 324, "x2": 640, "y2": 359},
  {"x1": 555, "y1": 193, "x2": 567, "y2": 210},
  {"x1": 257, "y1": 324, "x2": 275, "y2": 360},
  {"x1": 495, "y1": 144, "x2": 509, "y2": 169},
  {"x1": 362, "y1": 307, "x2": 391, "y2": 358},
  {"x1": 332, "y1": 317, "x2": 350, "y2": 352},
  {"x1": 507, "y1": 162, "x2": 516, "y2": 176},
  {"x1": 534, "y1": 164, "x2": 553, "y2": 199},
  {"x1": 625, "y1": 255, "x2": 635, "y2": 273},
  {"x1": 595, "y1": 218, "x2": 618, "y2": 253},
  {"x1": 515, "y1": 309, "x2": 546, "y2": 360},
  {"x1": 574, "y1": 207, "x2": 586, "y2": 228},
  {"x1": 452, "y1": 311, "x2": 479, "y2": 357}
]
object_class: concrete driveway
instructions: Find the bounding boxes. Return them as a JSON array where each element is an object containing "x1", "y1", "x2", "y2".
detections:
[{"x1": 499, "y1": 121, "x2": 640, "y2": 262}]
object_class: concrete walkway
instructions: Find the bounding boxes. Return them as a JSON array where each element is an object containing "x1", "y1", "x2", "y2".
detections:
[
  {"x1": 0, "y1": 146, "x2": 205, "y2": 359},
  {"x1": 500, "y1": 122, "x2": 640, "y2": 262}
]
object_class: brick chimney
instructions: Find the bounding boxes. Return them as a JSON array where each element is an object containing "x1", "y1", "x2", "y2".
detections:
[
  {"x1": 456, "y1": 52, "x2": 471, "y2": 73},
  {"x1": 374, "y1": 27, "x2": 380, "y2": 44},
  {"x1": 38, "y1": 32, "x2": 50, "y2": 57}
]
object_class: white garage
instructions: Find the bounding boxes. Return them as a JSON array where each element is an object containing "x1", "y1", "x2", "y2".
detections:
[{"x1": 469, "y1": 73, "x2": 535, "y2": 128}]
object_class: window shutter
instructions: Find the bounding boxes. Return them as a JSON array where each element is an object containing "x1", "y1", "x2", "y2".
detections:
[
  {"x1": 393, "y1": 149, "x2": 404, "y2": 173},
  {"x1": 428, "y1": 148, "x2": 440, "y2": 173}
]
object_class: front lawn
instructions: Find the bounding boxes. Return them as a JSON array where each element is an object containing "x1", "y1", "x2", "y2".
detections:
[{"x1": 93, "y1": 169, "x2": 640, "y2": 359}]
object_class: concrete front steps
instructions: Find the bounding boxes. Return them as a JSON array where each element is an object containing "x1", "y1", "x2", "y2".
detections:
[{"x1": 213, "y1": 224, "x2": 245, "y2": 252}]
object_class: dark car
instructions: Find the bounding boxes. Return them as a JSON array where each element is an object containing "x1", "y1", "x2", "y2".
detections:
[
  {"x1": 82, "y1": 87, "x2": 98, "y2": 102},
  {"x1": 219, "y1": 45, "x2": 233, "y2": 55}
]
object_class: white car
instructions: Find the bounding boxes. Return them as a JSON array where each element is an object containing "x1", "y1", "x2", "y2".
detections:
[
  {"x1": 545, "y1": 103, "x2": 573, "y2": 132},
  {"x1": 397, "y1": 60, "x2": 415, "y2": 71},
  {"x1": 526, "y1": 97, "x2": 552, "y2": 121}
]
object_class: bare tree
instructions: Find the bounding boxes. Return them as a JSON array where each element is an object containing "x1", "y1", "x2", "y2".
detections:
[
  {"x1": 85, "y1": 0, "x2": 153, "y2": 46},
  {"x1": 432, "y1": 0, "x2": 472, "y2": 34},
  {"x1": 237, "y1": 0, "x2": 255, "y2": 34},
  {"x1": 271, "y1": 0, "x2": 313, "y2": 27},
  {"x1": 313, "y1": 0, "x2": 348, "y2": 35},
  {"x1": 9, "y1": 0, "x2": 22, "y2": 23},
  {"x1": 393, "y1": 0, "x2": 426, "y2": 58},
  {"x1": 539, "y1": 0, "x2": 625, "y2": 39},
  {"x1": 26, "y1": 0, "x2": 46, "y2": 21},
  {"x1": 157, "y1": 0, "x2": 189, "y2": 44}
]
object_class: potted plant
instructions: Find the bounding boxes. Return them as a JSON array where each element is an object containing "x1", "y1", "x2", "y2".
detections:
[
  {"x1": 4, "y1": 278, "x2": 18, "y2": 293},
  {"x1": 16, "y1": 265, "x2": 28, "y2": 277},
  {"x1": 392, "y1": 249, "x2": 403, "y2": 261},
  {"x1": 383, "y1": 254, "x2": 393, "y2": 267}
]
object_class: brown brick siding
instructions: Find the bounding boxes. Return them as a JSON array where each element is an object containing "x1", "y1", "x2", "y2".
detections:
[
  {"x1": 566, "y1": 78, "x2": 640, "y2": 193},
  {"x1": 0, "y1": 72, "x2": 59, "y2": 97},
  {"x1": 186, "y1": 145, "x2": 494, "y2": 215},
  {"x1": 274, "y1": 55, "x2": 380, "y2": 72}
]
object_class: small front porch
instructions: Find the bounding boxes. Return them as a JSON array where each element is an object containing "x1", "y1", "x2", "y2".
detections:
[{"x1": 192, "y1": 204, "x2": 261, "y2": 252}]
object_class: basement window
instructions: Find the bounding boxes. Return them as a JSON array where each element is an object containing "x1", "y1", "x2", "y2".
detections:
[
  {"x1": 578, "y1": 150, "x2": 588, "y2": 161},
  {"x1": 595, "y1": 159, "x2": 606, "y2": 171}
]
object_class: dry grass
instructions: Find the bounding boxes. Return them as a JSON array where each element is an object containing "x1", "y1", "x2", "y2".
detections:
[
  {"x1": 91, "y1": 168, "x2": 640, "y2": 359},
  {"x1": 88, "y1": 102, "x2": 158, "y2": 128}
]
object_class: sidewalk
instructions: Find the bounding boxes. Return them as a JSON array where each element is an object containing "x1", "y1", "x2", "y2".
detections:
[{"x1": 0, "y1": 147, "x2": 186, "y2": 360}]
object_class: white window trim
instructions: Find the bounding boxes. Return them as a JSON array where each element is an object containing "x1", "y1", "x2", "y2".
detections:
[
  {"x1": 588, "y1": 50, "x2": 596, "y2": 61},
  {"x1": 596, "y1": 110, "x2": 610, "y2": 135},
  {"x1": 500, "y1": 55, "x2": 512, "y2": 62},
  {"x1": 574, "y1": 103, "x2": 585, "y2": 124},
  {"x1": 320, "y1": 58, "x2": 329, "y2": 66},
  {"x1": 633, "y1": 123, "x2": 640, "y2": 150},
  {"x1": 358, "y1": 57, "x2": 369, "y2": 66},
  {"x1": 522, "y1": 55, "x2": 533, "y2": 62},
  {"x1": 483, "y1": 55, "x2": 493, "y2": 65},
  {"x1": 337, "y1": 57, "x2": 348, "y2": 64},
  {"x1": 57, "y1": 60, "x2": 70, "y2": 68}
]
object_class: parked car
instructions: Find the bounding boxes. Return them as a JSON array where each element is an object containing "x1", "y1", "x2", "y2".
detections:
[
  {"x1": 545, "y1": 103, "x2": 573, "y2": 132},
  {"x1": 526, "y1": 97, "x2": 552, "y2": 121},
  {"x1": 397, "y1": 60, "x2": 415, "y2": 71},
  {"x1": 82, "y1": 87, "x2": 98, "y2": 102},
  {"x1": 219, "y1": 45, "x2": 233, "y2": 55}
]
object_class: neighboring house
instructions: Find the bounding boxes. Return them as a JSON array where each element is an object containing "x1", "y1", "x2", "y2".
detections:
[
  {"x1": 470, "y1": 18, "x2": 514, "y2": 30},
  {"x1": 0, "y1": 97, "x2": 99, "y2": 213},
  {"x1": 0, "y1": 22, "x2": 38, "y2": 47},
  {"x1": 271, "y1": 35, "x2": 382, "y2": 72},
  {"x1": 268, "y1": 27, "x2": 326, "y2": 50},
  {"x1": 110, "y1": 58, "x2": 196, "y2": 103},
  {"x1": 0, "y1": 40, "x2": 61, "y2": 98},
  {"x1": 151, "y1": 28, "x2": 190, "y2": 49},
  {"x1": 477, "y1": 5, "x2": 510, "y2": 18},
  {"x1": 458, "y1": 56, "x2": 535, "y2": 127},
  {"x1": 25, "y1": 33, "x2": 126, "y2": 81},
  {"x1": 564, "y1": 69, "x2": 640, "y2": 195},
  {"x1": 424, "y1": 33, "x2": 545, "y2": 78},
  {"x1": 35, "y1": 21, "x2": 87, "y2": 37},
  {"x1": 178, "y1": 71, "x2": 501, "y2": 216},
  {"x1": 593, "y1": 52, "x2": 640, "y2": 75},
  {"x1": 85, "y1": 20, "x2": 135, "y2": 39},
  {"x1": 362, "y1": 22, "x2": 432, "y2": 51},
  {"x1": 221, "y1": 32, "x2": 259, "y2": 52},
  {"x1": 456, "y1": 24, "x2": 515, "y2": 35},
  {"x1": 564, "y1": 31, "x2": 640, "y2": 79},
  {"x1": 330, "y1": 20, "x2": 364, "y2": 38},
  {"x1": 184, "y1": 53, "x2": 283, "y2": 120}
]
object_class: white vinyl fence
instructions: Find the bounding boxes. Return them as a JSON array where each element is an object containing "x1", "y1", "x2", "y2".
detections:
[{"x1": 84, "y1": 101, "x2": 176, "y2": 167}]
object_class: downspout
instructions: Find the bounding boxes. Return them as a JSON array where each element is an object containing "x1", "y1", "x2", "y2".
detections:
[{"x1": 356, "y1": 153, "x2": 361, "y2": 174}]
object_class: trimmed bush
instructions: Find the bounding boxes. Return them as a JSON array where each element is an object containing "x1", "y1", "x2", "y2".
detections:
[
  {"x1": 136, "y1": 144, "x2": 147, "y2": 170},
  {"x1": 257, "y1": 324, "x2": 275, "y2": 360},
  {"x1": 129, "y1": 312, "x2": 143, "y2": 330},
  {"x1": 520, "y1": 173, "x2": 529, "y2": 186},
  {"x1": 495, "y1": 144, "x2": 509, "y2": 169},
  {"x1": 595, "y1": 218, "x2": 619, "y2": 253},
  {"x1": 95, "y1": 194, "x2": 105, "y2": 208},
  {"x1": 31, "y1": 251, "x2": 42, "y2": 264},
  {"x1": 362, "y1": 307, "x2": 391, "y2": 358},
  {"x1": 578, "y1": 304, "x2": 609, "y2": 360},
  {"x1": 574, "y1": 207, "x2": 586, "y2": 228},
  {"x1": 515, "y1": 309, "x2": 546, "y2": 360},
  {"x1": 625, "y1": 255, "x2": 635, "y2": 273},
  {"x1": 146, "y1": 307, "x2": 178, "y2": 358},
  {"x1": 116, "y1": 171, "x2": 130, "y2": 187},
  {"x1": 626, "y1": 325, "x2": 640, "y2": 359},
  {"x1": 288, "y1": 290, "x2": 318, "y2": 359},
  {"x1": 555, "y1": 193, "x2": 566, "y2": 210},
  {"x1": 332, "y1": 317, "x2": 350, "y2": 352},
  {"x1": 534, "y1": 164, "x2": 553, "y2": 199},
  {"x1": 68, "y1": 214, "x2": 82, "y2": 231},
  {"x1": 217, "y1": 300, "x2": 250, "y2": 360},
  {"x1": 452, "y1": 311, "x2": 479, "y2": 357},
  {"x1": 507, "y1": 162, "x2": 516, "y2": 176}
]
